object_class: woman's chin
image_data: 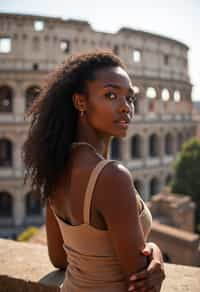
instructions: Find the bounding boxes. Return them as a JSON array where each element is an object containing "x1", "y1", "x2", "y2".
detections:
[{"x1": 112, "y1": 131, "x2": 128, "y2": 138}]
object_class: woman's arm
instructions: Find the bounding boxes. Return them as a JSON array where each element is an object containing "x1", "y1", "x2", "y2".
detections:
[
  {"x1": 95, "y1": 162, "x2": 148, "y2": 287},
  {"x1": 46, "y1": 200, "x2": 68, "y2": 270}
]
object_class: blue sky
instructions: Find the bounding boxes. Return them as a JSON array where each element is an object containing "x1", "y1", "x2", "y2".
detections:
[{"x1": 1, "y1": 0, "x2": 200, "y2": 101}]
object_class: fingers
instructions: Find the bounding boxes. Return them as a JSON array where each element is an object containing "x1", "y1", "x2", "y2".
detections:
[
  {"x1": 129, "y1": 270, "x2": 149, "y2": 281},
  {"x1": 129, "y1": 260, "x2": 164, "y2": 282},
  {"x1": 147, "y1": 259, "x2": 163, "y2": 273},
  {"x1": 128, "y1": 270, "x2": 165, "y2": 292},
  {"x1": 128, "y1": 274, "x2": 164, "y2": 291},
  {"x1": 141, "y1": 245, "x2": 153, "y2": 257}
]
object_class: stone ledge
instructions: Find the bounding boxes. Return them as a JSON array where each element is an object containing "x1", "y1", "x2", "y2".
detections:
[{"x1": 0, "y1": 239, "x2": 200, "y2": 292}]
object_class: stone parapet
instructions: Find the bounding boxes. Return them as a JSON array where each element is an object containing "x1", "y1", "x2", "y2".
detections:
[{"x1": 0, "y1": 239, "x2": 200, "y2": 292}]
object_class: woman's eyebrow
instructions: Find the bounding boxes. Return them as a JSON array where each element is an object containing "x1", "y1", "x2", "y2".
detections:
[
  {"x1": 103, "y1": 84, "x2": 134, "y2": 94},
  {"x1": 103, "y1": 83, "x2": 120, "y2": 89}
]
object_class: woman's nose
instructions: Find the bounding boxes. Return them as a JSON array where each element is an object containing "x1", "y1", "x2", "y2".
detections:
[{"x1": 119, "y1": 97, "x2": 132, "y2": 113}]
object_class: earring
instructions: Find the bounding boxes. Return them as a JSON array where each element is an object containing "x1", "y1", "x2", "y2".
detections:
[{"x1": 80, "y1": 110, "x2": 84, "y2": 117}]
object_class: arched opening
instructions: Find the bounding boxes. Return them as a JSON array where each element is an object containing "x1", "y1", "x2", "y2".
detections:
[
  {"x1": 25, "y1": 85, "x2": 40, "y2": 111},
  {"x1": 146, "y1": 87, "x2": 157, "y2": 99},
  {"x1": 165, "y1": 133, "x2": 173, "y2": 155},
  {"x1": 32, "y1": 63, "x2": 39, "y2": 71},
  {"x1": 177, "y1": 132, "x2": 184, "y2": 151},
  {"x1": 149, "y1": 134, "x2": 159, "y2": 157},
  {"x1": 165, "y1": 174, "x2": 173, "y2": 186},
  {"x1": 0, "y1": 191, "x2": 13, "y2": 217},
  {"x1": 146, "y1": 87, "x2": 157, "y2": 113},
  {"x1": 149, "y1": 177, "x2": 160, "y2": 197},
  {"x1": 0, "y1": 86, "x2": 13, "y2": 113},
  {"x1": 131, "y1": 135, "x2": 141, "y2": 158},
  {"x1": 113, "y1": 45, "x2": 119, "y2": 55},
  {"x1": 161, "y1": 88, "x2": 170, "y2": 102},
  {"x1": 133, "y1": 86, "x2": 140, "y2": 114},
  {"x1": 173, "y1": 90, "x2": 181, "y2": 103},
  {"x1": 60, "y1": 39, "x2": 70, "y2": 53},
  {"x1": 0, "y1": 139, "x2": 12, "y2": 167},
  {"x1": 25, "y1": 191, "x2": 42, "y2": 216},
  {"x1": 134, "y1": 179, "x2": 144, "y2": 199},
  {"x1": 32, "y1": 36, "x2": 40, "y2": 50},
  {"x1": 110, "y1": 138, "x2": 120, "y2": 159},
  {"x1": 132, "y1": 49, "x2": 141, "y2": 63}
]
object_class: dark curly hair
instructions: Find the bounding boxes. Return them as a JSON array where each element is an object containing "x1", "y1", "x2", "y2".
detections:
[{"x1": 22, "y1": 50, "x2": 125, "y2": 202}]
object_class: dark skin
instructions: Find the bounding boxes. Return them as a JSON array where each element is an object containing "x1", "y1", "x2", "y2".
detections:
[{"x1": 46, "y1": 66, "x2": 165, "y2": 291}]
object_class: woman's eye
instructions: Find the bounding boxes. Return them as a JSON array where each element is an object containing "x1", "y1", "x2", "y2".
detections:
[{"x1": 105, "y1": 92, "x2": 117, "y2": 99}]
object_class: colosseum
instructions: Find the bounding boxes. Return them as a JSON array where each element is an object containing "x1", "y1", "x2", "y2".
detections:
[{"x1": 0, "y1": 13, "x2": 196, "y2": 238}]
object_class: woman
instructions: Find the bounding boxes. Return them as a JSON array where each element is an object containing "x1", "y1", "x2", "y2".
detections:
[{"x1": 23, "y1": 51, "x2": 165, "y2": 291}]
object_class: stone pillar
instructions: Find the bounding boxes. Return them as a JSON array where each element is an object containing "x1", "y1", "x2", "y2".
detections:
[
  {"x1": 143, "y1": 135, "x2": 149, "y2": 166},
  {"x1": 143, "y1": 178, "x2": 150, "y2": 201},
  {"x1": 172, "y1": 133, "x2": 177, "y2": 156},
  {"x1": 13, "y1": 195, "x2": 25, "y2": 227},
  {"x1": 141, "y1": 134, "x2": 146, "y2": 160},
  {"x1": 157, "y1": 97, "x2": 163, "y2": 117},
  {"x1": 140, "y1": 87, "x2": 148, "y2": 117},
  {"x1": 120, "y1": 138, "x2": 130, "y2": 163},
  {"x1": 13, "y1": 140, "x2": 23, "y2": 177},
  {"x1": 160, "y1": 134, "x2": 165, "y2": 163},
  {"x1": 159, "y1": 173, "x2": 166, "y2": 191},
  {"x1": 13, "y1": 85, "x2": 25, "y2": 122},
  {"x1": 169, "y1": 89, "x2": 175, "y2": 115}
]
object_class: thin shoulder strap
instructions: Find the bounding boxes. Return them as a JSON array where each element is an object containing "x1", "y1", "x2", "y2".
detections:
[{"x1": 83, "y1": 160, "x2": 113, "y2": 224}]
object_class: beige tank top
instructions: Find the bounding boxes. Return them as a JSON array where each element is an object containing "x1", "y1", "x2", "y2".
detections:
[{"x1": 53, "y1": 160, "x2": 152, "y2": 292}]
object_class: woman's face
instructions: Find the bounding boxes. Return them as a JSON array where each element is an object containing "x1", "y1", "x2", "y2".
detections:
[{"x1": 84, "y1": 66, "x2": 135, "y2": 138}]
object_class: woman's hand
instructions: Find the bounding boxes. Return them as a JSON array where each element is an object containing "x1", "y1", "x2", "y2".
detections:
[{"x1": 128, "y1": 242, "x2": 166, "y2": 291}]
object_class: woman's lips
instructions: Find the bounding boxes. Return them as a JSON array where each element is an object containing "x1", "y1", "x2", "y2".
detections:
[{"x1": 115, "y1": 120, "x2": 129, "y2": 129}]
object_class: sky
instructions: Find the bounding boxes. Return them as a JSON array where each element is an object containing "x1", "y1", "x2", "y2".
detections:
[{"x1": 1, "y1": 0, "x2": 200, "y2": 101}]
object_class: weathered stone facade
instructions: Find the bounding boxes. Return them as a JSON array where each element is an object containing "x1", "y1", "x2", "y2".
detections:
[
  {"x1": 0, "y1": 13, "x2": 196, "y2": 238},
  {"x1": 148, "y1": 192, "x2": 200, "y2": 266}
]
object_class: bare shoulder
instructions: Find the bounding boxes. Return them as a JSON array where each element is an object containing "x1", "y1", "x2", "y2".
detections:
[
  {"x1": 95, "y1": 160, "x2": 137, "y2": 210},
  {"x1": 100, "y1": 160, "x2": 133, "y2": 185}
]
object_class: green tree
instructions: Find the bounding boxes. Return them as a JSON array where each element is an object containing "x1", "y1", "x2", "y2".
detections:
[{"x1": 171, "y1": 137, "x2": 200, "y2": 233}]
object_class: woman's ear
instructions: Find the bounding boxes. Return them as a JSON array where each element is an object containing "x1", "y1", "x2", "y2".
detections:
[{"x1": 72, "y1": 93, "x2": 86, "y2": 112}]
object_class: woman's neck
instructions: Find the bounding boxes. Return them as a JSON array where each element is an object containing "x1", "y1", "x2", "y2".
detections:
[{"x1": 75, "y1": 121, "x2": 111, "y2": 159}]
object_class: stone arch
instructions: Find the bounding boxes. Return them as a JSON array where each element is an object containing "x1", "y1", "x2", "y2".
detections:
[
  {"x1": 0, "y1": 191, "x2": 13, "y2": 217},
  {"x1": 25, "y1": 85, "x2": 40, "y2": 111},
  {"x1": 134, "y1": 179, "x2": 145, "y2": 199},
  {"x1": 161, "y1": 88, "x2": 170, "y2": 102},
  {"x1": 173, "y1": 90, "x2": 181, "y2": 103},
  {"x1": 177, "y1": 132, "x2": 184, "y2": 151},
  {"x1": 25, "y1": 191, "x2": 42, "y2": 216},
  {"x1": 110, "y1": 138, "x2": 121, "y2": 159},
  {"x1": 165, "y1": 173, "x2": 173, "y2": 186},
  {"x1": 146, "y1": 87, "x2": 157, "y2": 99},
  {"x1": 165, "y1": 132, "x2": 174, "y2": 155},
  {"x1": 186, "y1": 128, "x2": 192, "y2": 140},
  {"x1": 149, "y1": 177, "x2": 160, "y2": 197},
  {"x1": 149, "y1": 133, "x2": 159, "y2": 157},
  {"x1": 113, "y1": 44, "x2": 119, "y2": 55},
  {"x1": 131, "y1": 134, "x2": 142, "y2": 158},
  {"x1": 146, "y1": 87, "x2": 157, "y2": 112},
  {"x1": 0, "y1": 138, "x2": 13, "y2": 167},
  {"x1": 0, "y1": 85, "x2": 13, "y2": 113},
  {"x1": 32, "y1": 36, "x2": 40, "y2": 50},
  {"x1": 133, "y1": 86, "x2": 141, "y2": 114}
]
